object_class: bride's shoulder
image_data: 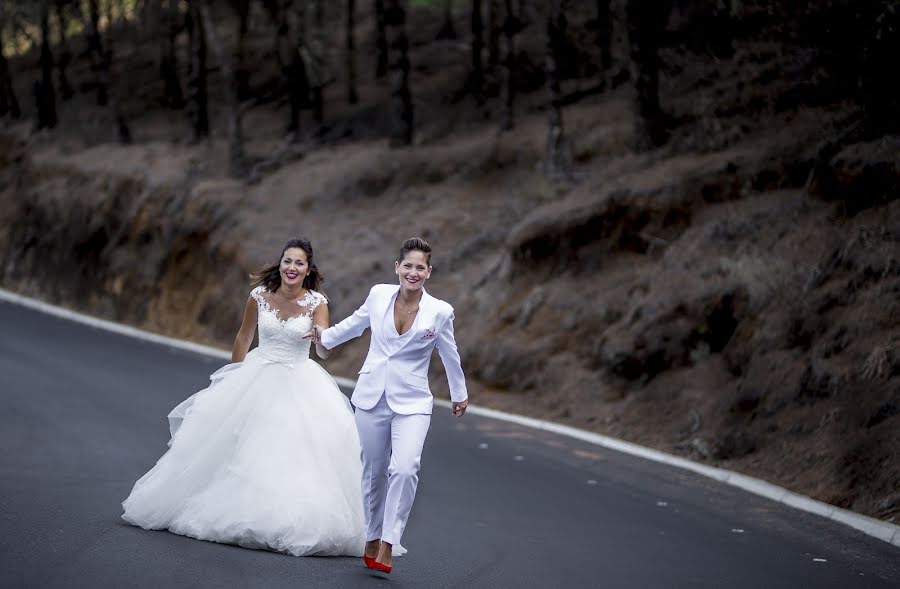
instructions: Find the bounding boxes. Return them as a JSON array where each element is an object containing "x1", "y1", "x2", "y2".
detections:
[
  {"x1": 250, "y1": 285, "x2": 268, "y2": 300},
  {"x1": 309, "y1": 290, "x2": 328, "y2": 305}
]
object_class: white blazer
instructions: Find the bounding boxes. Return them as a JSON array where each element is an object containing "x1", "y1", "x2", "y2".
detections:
[{"x1": 321, "y1": 284, "x2": 468, "y2": 415}]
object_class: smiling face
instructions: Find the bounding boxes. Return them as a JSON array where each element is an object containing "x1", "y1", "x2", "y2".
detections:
[
  {"x1": 280, "y1": 247, "x2": 309, "y2": 288},
  {"x1": 395, "y1": 250, "x2": 432, "y2": 293}
]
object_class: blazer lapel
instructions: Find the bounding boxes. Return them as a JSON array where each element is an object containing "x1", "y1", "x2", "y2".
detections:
[{"x1": 377, "y1": 285, "x2": 400, "y2": 347}]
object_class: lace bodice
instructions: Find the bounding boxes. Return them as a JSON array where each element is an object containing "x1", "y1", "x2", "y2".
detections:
[{"x1": 250, "y1": 286, "x2": 326, "y2": 363}]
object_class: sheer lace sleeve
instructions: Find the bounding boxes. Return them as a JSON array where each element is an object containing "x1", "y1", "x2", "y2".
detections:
[
  {"x1": 250, "y1": 286, "x2": 267, "y2": 308},
  {"x1": 309, "y1": 291, "x2": 328, "y2": 315}
]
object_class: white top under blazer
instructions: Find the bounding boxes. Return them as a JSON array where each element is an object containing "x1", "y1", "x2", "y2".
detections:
[{"x1": 321, "y1": 284, "x2": 468, "y2": 415}]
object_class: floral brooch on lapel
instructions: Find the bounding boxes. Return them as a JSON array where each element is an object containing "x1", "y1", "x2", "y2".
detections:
[{"x1": 421, "y1": 328, "x2": 436, "y2": 341}]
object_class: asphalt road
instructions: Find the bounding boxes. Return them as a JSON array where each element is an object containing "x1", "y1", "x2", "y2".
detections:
[{"x1": 1, "y1": 299, "x2": 898, "y2": 588}]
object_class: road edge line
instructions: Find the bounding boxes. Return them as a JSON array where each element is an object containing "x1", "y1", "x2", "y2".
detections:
[{"x1": 3, "y1": 287, "x2": 898, "y2": 548}]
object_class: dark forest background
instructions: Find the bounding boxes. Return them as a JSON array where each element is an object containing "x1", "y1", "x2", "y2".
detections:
[{"x1": 2, "y1": 1, "x2": 895, "y2": 171}]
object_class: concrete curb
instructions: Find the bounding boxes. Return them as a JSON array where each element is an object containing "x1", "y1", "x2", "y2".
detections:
[{"x1": 2, "y1": 288, "x2": 898, "y2": 549}]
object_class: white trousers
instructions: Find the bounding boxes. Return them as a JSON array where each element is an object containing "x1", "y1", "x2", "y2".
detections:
[{"x1": 354, "y1": 394, "x2": 431, "y2": 546}]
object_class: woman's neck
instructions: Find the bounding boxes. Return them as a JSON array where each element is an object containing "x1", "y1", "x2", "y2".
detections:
[
  {"x1": 397, "y1": 288, "x2": 423, "y2": 305},
  {"x1": 278, "y1": 284, "x2": 306, "y2": 299}
]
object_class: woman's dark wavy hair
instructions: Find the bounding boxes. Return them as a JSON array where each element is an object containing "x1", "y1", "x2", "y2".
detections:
[
  {"x1": 251, "y1": 237, "x2": 324, "y2": 293},
  {"x1": 398, "y1": 237, "x2": 432, "y2": 265}
]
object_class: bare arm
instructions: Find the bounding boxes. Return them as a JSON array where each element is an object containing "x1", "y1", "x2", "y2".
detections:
[
  {"x1": 312, "y1": 301, "x2": 330, "y2": 359},
  {"x1": 231, "y1": 296, "x2": 258, "y2": 363}
]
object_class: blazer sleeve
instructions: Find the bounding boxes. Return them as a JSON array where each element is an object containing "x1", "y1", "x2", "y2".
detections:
[
  {"x1": 321, "y1": 288, "x2": 372, "y2": 350},
  {"x1": 436, "y1": 308, "x2": 468, "y2": 403}
]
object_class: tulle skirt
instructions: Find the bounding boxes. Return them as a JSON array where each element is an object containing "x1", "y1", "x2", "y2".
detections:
[{"x1": 122, "y1": 349, "x2": 367, "y2": 557}]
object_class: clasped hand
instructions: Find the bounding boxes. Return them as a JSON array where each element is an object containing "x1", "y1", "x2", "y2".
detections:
[{"x1": 304, "y1": 325, "x2": 324, "y2": 345}]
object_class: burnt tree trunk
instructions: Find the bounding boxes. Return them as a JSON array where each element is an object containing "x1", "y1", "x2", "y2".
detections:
[
  {"x1": 625, "y1": 0, "x2": 669, "y2": 152},
  {"x1": 86, "y1": 0, "x2": 109, "y2": 106},
  {"x1": 200, "y1": 0, "x2": 246, "y2": 178},
  {"x1": 470, "y1": 0, "x2": 483, "y2": 96},
  {"x1": 142, "y1": 0, "x2": 159, "y2": 37},
  {"x1": 54, "y1": 1, "x2": 74, "y2": 100},
  {"x1": 385, "y1": 0, "x2": 413, "y2": 146},
  {"x1": 160, "y1": 0, "x2": 184, "y2": 108},
  {"x1": 437, "y1": 0, "x2": 457, "y2": 40},
  {"x1": 315, "y1": 0, "x2": 325, "y2": 27},
  {"x1": 287, "y1": 0, "x2": 309, "y2": 141},
  {"x1": 595, "y1": 0, "x2": 612, "y2": 74},
  {"x1": 346, "y1": 0, "x2": 358, "y2": 104},
  {"x1": 106, "y1": 0, "x2": 115, "y2": 29},
  {"x1": 545, "y1": 0, "x2": 569, "y2": 179},
  {"x1": 499, "y1": 0, "x2": 518, "y2": 131},
  {"x1": 234, "y1": 0, "x2": 251, "y2": 101},
  {"x1": 36, "y1": 1, "x2": 58, "y2": 130},
  {"x1": 0, "y1": 23, "x2": 21, "y2": 119},
  {"x1": 375, "y1": 0, "x2": 388, "y2": 79},
  {"x1": 263, "y1": 0, "x2": 290, "y2": 74},
  {"x1": 86, "y1": 0, "x2": 132, "y2": 142},
  {"x1": 270, "y1": 0, "x2": 290, "y2": 72},
  {"x1": 186, "y1": 2, "x2": 209, "y2": 140},
  {"x1": 310, "y1": 0, "x2": 325, "y2": 128},
  {"x1": 487, "y1": 0, "x2": 500, "y2": 67}
]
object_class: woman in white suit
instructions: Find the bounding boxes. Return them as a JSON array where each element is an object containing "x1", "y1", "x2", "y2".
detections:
[{"x1": 311, "y1": 237, "x2": 469, "y2": 573}]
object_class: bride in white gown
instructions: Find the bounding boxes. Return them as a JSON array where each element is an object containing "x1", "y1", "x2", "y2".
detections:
[{"x1": 122, "y1": 238, "x2": 368, "y2": 557}]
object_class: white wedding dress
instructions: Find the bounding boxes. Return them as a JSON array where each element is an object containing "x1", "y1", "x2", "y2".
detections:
[{"x1": 121, "y1": 286, "x2": 367, "y2": 557}]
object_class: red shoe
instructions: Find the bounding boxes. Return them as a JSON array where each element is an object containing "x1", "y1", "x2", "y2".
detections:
[
  {"x1": 371, "y1": 560, "x2": 392, "y2": 574},
  {"x1": 363, "y1": 555, "x2": 377, "y2": 569}
]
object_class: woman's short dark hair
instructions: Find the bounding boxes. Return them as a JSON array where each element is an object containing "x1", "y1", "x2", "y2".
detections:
[
  {"x1": 399, "y1": 237, "x2": 432, "y2": 265},
  {"x1": 251, "y1": 237, "x2": 324, "y2": 292}
]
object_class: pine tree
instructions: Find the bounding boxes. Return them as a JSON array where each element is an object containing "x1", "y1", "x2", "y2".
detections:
[
  {"x1": 186, "y1": 1, "x2": 209, "y2": 140},
  {"x1": 470, "y1": 0, "x2": 484, "y2": 97},
  {"x1": 35, "y1": 0, "x2": 58, "y2": 130},
  {"x1": 625, "y1": 0, "x2": 669, "y2": 151},
  {"x1": 545, "y1": 0, "x2": 570, "y2": 180},
  {"x1": 346, "y1": 0, "x2": 358, "y2": 104},
  {"x1": 160, "y1": 0, "x2": 185, "y2": 109},
  {"x1": 375, "y1": 0, "x2": 388, "y2": 79},
  {"x1": 499, "y1": 0, "x2": 520, "y2": 131},
  {"x1": 0, "y1": 17, "x2": 22, "y2": 119},
  {"x1": 385, "y1": 0, "x2": 413, "y2": 146},
  {"x1": 200, "y1": 0, "x2": 246, "y2": 177},
  {"x1": 53, "y1": 0, "x2": 74, "y2": 100}
]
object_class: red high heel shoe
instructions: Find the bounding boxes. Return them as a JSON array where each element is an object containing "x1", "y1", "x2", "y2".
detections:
[
  {"x1": 363, "y1": 555, "x2": 377, "y2": 569},
  {"x1": 371, "y1": 560, "x2": 392, "y2": 574}
]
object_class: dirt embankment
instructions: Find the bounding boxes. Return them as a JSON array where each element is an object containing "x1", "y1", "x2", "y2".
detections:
[
  {"x1": 0, "y1": 134, "x2": 254, "y2": 343},
  {"x1": 0, "y1": 2, "x2": 898, "y2": 522}
]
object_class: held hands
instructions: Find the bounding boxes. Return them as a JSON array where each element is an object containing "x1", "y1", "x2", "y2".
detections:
[
  {"x1": 451, "y1": 399, "x2": 468, "y2": 417},
  {"x1": 305, "y1": 325, "x2": 330, "y2": 359},
  {"x1": 304, "y1": 324, "x2": 324, "y2": 345}
]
